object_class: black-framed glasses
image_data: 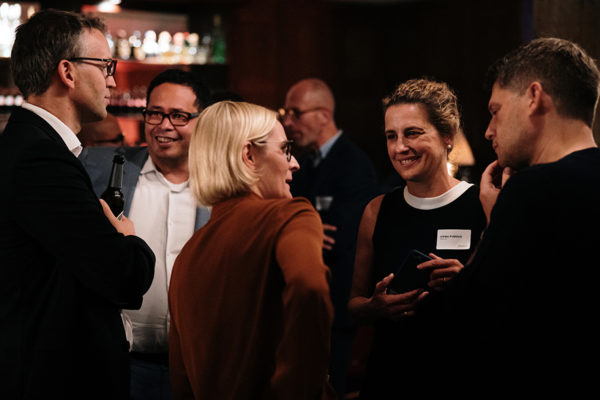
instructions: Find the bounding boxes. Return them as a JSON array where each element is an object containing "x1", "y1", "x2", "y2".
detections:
[
  {"x1": 142, "y1": 109, "x2": 200, "y2": 126},
  {"x1": 67, "y1": 57, "x2": 117, "y2": 77},
  {"x1": 277, "y1": 107, "x2": 328, "y2": 120},
  {"x1": 254, "y1": 139, "x2": 294, "y2": 161}
]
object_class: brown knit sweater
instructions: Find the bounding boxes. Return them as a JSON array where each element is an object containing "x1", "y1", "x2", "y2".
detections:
[{"x1": 169, "y1": 193, "x2": 335, "y2": 399}]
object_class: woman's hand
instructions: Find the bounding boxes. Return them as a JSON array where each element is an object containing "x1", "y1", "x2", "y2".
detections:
[
  {"x1": 367, "y1": 273, "x2": 425, "y2": 321},
  {"x1": 418, "y1": 253, "x2": 463, "y2": 291},
  {"x1": 322, "y1": 223, "x2": 337, "y2": 251}
]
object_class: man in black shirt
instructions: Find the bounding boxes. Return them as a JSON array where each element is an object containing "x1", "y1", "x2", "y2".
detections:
[{"x1": 418, "y1": 38, "x2": 600, "y2": 396}]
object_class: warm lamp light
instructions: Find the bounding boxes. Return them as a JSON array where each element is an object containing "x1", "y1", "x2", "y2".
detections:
[
  {"x1": 447, "y1": 131, "x2": 475, "y2": 177},
  {"x1": 449, "y1": 131, "x2": 475, "y2": 166},
  {"x1": 97, "y1": 1, "x2": 121, "y2": 13}
]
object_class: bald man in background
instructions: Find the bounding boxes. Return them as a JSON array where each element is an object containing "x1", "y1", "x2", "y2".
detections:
[{"x1": 281, "y1": 78, "x2": 379, "y2": 397}]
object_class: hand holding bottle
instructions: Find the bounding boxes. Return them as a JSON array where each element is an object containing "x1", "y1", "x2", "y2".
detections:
[
  {"x1": 100, "y1": 154, "x2": 125, "y2": 218},
  {"x1": 100, "y1": 198, "x2": 136, "y2": 236}
]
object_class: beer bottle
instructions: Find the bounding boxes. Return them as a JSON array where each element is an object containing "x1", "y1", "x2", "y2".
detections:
[{"x1": 101, "y1": 153, "x2": 125, "y2": 219}]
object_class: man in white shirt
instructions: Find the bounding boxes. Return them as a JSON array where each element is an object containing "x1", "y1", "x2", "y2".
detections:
[
  {"x1": 0, "y1": 9, "x2": 155, "y2": 399},
  {"x1": 81, "y1": 68, "x2": 211, "y2": 400}
]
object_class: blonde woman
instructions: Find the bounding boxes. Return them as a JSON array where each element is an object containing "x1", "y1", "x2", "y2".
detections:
[{"x1": 168, "y1": 101, "x2": 335, "y2": 399}]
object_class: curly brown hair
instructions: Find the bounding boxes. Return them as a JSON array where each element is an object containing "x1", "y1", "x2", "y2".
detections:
[{"x1": 382, "y1": 78, "x2": 462, "y2": 140}]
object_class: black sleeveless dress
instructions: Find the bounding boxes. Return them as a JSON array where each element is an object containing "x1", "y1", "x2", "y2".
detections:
[{"x1": 359, "y1": 182, "x2": 486, "y2": 398}]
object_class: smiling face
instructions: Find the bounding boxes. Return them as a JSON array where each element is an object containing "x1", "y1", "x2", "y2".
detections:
[
  {"x1": 144, "y1": 82, "x2": 199, "y2": 170},
  {"x1": 384, "y1": 103, "x2": 450, "y2": 185},
  {"x1": 253, "y1": 122, "x2": 300, "y2": 199}
]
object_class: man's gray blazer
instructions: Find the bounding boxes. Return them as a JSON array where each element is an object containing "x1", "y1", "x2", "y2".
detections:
[{"x1": 79, "y1": 146, "x2": 211, "y2": 231}]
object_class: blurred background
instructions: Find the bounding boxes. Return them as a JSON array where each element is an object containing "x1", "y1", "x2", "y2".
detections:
[
  {"x1": 1, "y1": 0, "x2": 600, "y2": 185},
  {"x1": 2, "y1": 1, "x2": 599, "y2": 397}
]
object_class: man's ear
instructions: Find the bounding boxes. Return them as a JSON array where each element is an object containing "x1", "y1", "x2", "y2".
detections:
[
  {"x1": 241, "y1": 142, "x2": 256, "y2": 170},
  {"x1": 56, "y1": 59, "x2": 76, "y2": 89},
  {"x1": 316, "y1": 108, "x2": 332, "y2": 125},
  {"x1": 526, "y1": 81, "x2": 548, "y2": 116}
]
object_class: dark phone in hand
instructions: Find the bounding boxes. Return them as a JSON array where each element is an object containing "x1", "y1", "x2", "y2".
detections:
[{"x1": 388, "y1": 249, "x2": 432, "y2": 294}]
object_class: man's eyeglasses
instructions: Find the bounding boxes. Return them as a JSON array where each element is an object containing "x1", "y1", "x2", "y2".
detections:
[
  {"x1": 277, "y1": 107, "x2": 328, "y2": 120},
  {"x1": 254, "y1": 139, "x2": 294, "y2": 161},
  {"x1": 67, "y1": 57, "x2": 117, "y2": 77},
  {"x1": 142, "y1": 109, "x2": 200, "y2": 127}
]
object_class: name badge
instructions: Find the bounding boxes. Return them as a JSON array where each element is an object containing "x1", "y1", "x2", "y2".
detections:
[{"x1": 436, "y1": 229, "x2": 471, "y2": 250}]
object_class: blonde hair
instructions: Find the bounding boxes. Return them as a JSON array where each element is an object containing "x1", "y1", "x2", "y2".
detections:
[{"x1": 188, "y1": 101, "x2": 277, "y2": 206}]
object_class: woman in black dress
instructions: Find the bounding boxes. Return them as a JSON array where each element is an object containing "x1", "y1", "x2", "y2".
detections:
[{"x1": 348, "y1": 78, "x2": 486, "y2": 398}]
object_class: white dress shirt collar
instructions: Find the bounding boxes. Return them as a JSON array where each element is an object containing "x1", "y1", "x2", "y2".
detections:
[
  {"x1": 21, "y1": 102, "x2": 82, "y2": 157},
  {"x1": 319, "y1": 129, "x2": 343, "y2": 160},
  {"x1": 139, "y1": 156, "x2": 189, "y2": 192},
  {"x1": 311, "y1": 129, "x2": 343, "y2": 167}
]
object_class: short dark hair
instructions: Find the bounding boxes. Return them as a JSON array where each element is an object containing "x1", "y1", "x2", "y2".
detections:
[
  {"x1": 146, "y1": 69, "x2": 210, "y2": 111},
  {"x1": 11, "y1": 9, "x2": 106, "y2": 98},
  {"x1": 382, "y1": 78, "x2": 462, "y2": 139},
  {"x1": 486, "y1": 37, "x2": 600, "y2": 126}
]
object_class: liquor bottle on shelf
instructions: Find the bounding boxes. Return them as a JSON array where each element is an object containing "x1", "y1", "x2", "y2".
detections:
[
  {"x1": 170, "y1": 32, "x2": 185, "y2": 64},
  {"x1": 130, "y1": 30, "x2": 145, "y2": 61},
  {"x1": 197, "y1": 33, "x2": 211, "y2": 64},
  {"x1": 211, "y1": 14, "x2": 226, "y2": 64},
  {"x1": 101, "y1": 153, "x2": 125, "y2": 220},
  {"x1": 157, "y1": 31, "x2": 172, "y2": 62},
  {"x1": 142, "y1": 30, "x2": 159, "y2": 59},
  {"x1": 0, "y1": 3, "x2": 22, "y2": 57},
  {"x1": 116, "y1": 29, "x2": 131, "y2": 60},
  {"x1": 183, "y1": 32, "x2": 198, "y2": 64}
]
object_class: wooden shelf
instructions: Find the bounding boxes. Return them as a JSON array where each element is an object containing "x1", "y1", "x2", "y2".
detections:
[
  {"x1": 0, "y1": 56, "x2": 226, "y2": 66},
  {"x1": 117, "y1": 58, "x2": 226, "y2": 67}
]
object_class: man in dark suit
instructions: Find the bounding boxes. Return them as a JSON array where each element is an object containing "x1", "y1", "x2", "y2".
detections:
[
  {"x1": 0, "y1": 10, "x2": 155, "y2": 399},
  {"x1": 281, "y1": 78, "x2": 379, "y2": 397},
  {"x1": 80, "y1": 69, "x2": 211, "y2": 400}
]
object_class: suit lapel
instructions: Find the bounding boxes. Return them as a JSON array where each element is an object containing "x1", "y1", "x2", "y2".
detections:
[
  {"x1": 308, "y1": 135, "x2": 346, "y2": 197},
  {"x1": 122, "y1": 148, "x2": 148, "y2": 217},
  {"x1": 10, "y1": 107, "x2": 70, "y2": 150},
  {"x1": 10, "y1": 107, "x2": 97, "y2": 195}
]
